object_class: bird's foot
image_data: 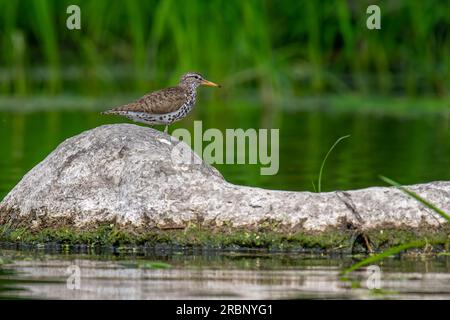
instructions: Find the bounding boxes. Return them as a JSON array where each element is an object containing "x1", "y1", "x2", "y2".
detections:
[{"x1": 164, "y1": 125, "x2": 169, "y2": 134}]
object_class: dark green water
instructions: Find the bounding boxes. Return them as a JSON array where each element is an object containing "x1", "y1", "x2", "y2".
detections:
[
  {"x1": 1, "y1": 96, "x2": 450, "y2": 299},
  {"x1": 1, "y1": 97, "x2": 450, "y2": 198}
]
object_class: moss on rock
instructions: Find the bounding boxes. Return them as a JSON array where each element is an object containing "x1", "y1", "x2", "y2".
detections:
[{"x1": 1, "y1": 223, "x2": 449, "y2": 253}]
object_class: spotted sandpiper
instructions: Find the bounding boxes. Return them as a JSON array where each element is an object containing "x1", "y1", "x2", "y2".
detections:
[{"x1": 101, "y1": 72, "x2": 220, "y2": 133}]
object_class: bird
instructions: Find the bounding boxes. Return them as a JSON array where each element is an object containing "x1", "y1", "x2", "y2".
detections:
[{"x1": 101, "y1": 72, "x2": 220, "y2": 133}]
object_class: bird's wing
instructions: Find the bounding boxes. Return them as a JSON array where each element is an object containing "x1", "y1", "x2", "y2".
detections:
[{"x1": 105, "y1": 87, "x2": 187, "y2": 115}]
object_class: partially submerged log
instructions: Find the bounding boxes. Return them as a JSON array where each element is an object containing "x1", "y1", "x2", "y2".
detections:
[{"x1": 0, "y1": 124, "x2": 448, "y2": 243}]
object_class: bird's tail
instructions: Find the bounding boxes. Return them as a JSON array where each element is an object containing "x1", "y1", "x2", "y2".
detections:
[
  {"x1": 101, "y1": 110, "x2": 114, "y2": 115},
  {"x1": 101, "y1": 102, "x2": 134, "y2": 115}
]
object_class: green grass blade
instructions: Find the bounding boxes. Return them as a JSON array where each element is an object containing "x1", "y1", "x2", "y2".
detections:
[
  {"x1": 317, "y1": 135, "x2": 350, "y2": 192},
  {"x1": 379, "y1": 176, "x2": 450, "y2": 223},
  {"x1": 343, "y1": 175, "x2": 450, "y2": 274},
  {"x1": 341, "y1": 240, "x2": 426, "y2": 275}
]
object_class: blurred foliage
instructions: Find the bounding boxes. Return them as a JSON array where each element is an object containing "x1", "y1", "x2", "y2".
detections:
[
  {"x1": 0, "y1": 1, "x2": 449, "y2": 194},
  {"x1": 0, "y1": 0, "x2": 449, "y2": 99}
]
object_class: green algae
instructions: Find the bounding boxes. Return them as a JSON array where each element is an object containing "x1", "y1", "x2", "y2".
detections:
[{"x1": 1, "y1": 223, "x2": 449, "y2": 253}]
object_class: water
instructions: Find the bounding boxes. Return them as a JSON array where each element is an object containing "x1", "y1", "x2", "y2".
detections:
[
  {"x1": 1, "y1": 248, "x2": 450, "y2": 300},
  {"x1": 1, "y1": 98, "x2": 450, "y2": 198},
  {"x1": 1, "y1": 96, "x2": 450, "y2": 299}
]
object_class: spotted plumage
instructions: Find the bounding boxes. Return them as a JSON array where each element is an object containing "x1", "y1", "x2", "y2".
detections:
[{"x1": 101, "y1": 72, "x2": 219, "y2": 133}]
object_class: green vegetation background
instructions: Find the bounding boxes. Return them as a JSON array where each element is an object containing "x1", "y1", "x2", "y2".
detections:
[
  {"x1": 0, "y1": 0, "x2": 449, "y2": 100},
  {"x1": 1, "y1": 1, "x2": 450, "y2": 196}
]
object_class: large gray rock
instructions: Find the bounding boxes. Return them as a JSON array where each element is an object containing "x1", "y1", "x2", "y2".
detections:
[{"x1": 0, "y1": 124, "x2": 449, "y2": 233}]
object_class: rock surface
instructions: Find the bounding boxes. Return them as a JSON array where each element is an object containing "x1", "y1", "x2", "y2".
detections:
[{"x1": 0, "y1": 124, "x2": 449, "y2": 233}]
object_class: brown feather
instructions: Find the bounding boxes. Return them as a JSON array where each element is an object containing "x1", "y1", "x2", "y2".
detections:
[{"x1": 105, "y1": 86, "x2": 188, "y2": 115}]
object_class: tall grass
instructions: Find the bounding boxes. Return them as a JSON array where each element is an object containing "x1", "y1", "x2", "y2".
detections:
[{"x1": 0, "y1": 0, "x2": 449, "y2": 98}]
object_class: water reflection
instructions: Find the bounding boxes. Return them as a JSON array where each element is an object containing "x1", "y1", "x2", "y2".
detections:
[
  {"x1": 1, "y1": 249, "x2": 449, "y2": 299},
  {"x1": 1, "y1": 101, "x2": 449, "y2": 199}
]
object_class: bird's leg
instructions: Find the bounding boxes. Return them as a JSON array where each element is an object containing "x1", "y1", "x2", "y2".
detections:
[{"x1": 164, "y1": 125, "x2": 169, "y2": 134}]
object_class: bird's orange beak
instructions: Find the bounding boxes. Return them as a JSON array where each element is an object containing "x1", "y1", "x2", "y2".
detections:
[{"x1": 201, "y1": 79, "x2": 220, "y2": 87}]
